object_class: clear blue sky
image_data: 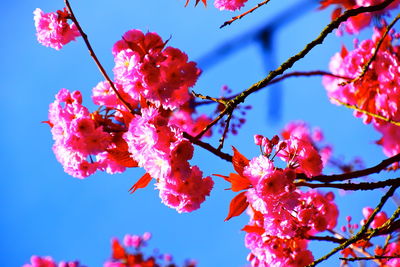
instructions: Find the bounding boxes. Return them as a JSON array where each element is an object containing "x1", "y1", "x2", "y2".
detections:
[{"x1": 1, "y1": 0, "x2": 397, "y2": 266}]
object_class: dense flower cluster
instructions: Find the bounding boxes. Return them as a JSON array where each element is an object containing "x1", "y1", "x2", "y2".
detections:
[
  {"x1": 23, "y1": 233, "x2": 196, "y2": 267},
  {"x1": 48, "y1": 88, "x2": 132, "y2": 178},
  {"x1": 124, "y1": 107, "x2": 213, "y2": 213},
  {"x1": 33, "y1": 8, "x2": 80, "y2": 50},
  {"x1": 323, "y1": 28, "x2": 400, "y2": 157},
  {"x1": 214, "y1": 0, "x2": 249, "y2": 11},
  {"x1": 220, "y1": 122, "x2": 338, "y2": 266},
  {"x1": 45, "y1": 26, "x2": 213, "y2": 212},
  {"x1": 23, "y1": 256, "x2": 82, "y2": 267},
  {"x1": 112, "y1": 30, "x2": 200, "y2": 110},
  {"x1": 319, "y1": 0, "x2": 400, "y2": 34}
]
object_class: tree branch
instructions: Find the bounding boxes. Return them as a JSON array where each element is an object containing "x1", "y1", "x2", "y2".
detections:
[
  {"x1": 307, "y1": 185, "x2": 398, "y2": 266},
  {"x1": 220, "y1": 0, "x2": 272, "y2": 28},
  {"x1": 296, "y1": 177, "x2": 400, "y2": 191},
  {"x1": 301, "y1": 152, "x2": 400, "y2": 183},
  {"x1": 64, "y1": 0, "x2": 135, "y2": 114}
]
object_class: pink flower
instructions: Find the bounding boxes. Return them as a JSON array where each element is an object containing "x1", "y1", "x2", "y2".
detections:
[
  {"x1": 214, "y1": 0, "x2": 249, "y2": 11},
  {"x1": 112, "y1": 30, "x2": 200, "y2": 110},
  {"x1": 33, "y1": 8, "x2": 80, "y2": 50},
  {"x1": 361, "y1": 206, "x2": 388, "y2": 228},
  {"x1": 157, "y1": 166, "x2": 214, "y2": 213},
  {"x1": 278, "y1": 137, "x2": 323, "y2": 178},
  {"x1": 23, "y1": 256, "x2": 57, "y2": 267}
]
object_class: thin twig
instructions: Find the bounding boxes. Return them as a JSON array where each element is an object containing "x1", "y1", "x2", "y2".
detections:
[
  {"x1": 217, "y1": 112, "x2": 233, "y2": 150},
  {"x1": 183, "y1": 132, "x2": 233, "y2": 162},
  {"x1": 194, "y1": 71, "x2": 352, "y2": 107},
  {"x1": 220, "y1": 0, "x2": 272, "y2": 28},
  {"x1": 192, "y1": 90, "x2": 226, "y2": 104},
  {"x1": 229, "y1": 0, "x2": 395, "y2": 109},
  {"x1": 64, "y1": 0, "x2": 134, "y2": 114},
  {"x1": 299, "y1": 152, "x2": 400, "y2": 183},
  {"x1": 296, "y1": 177, "x2": 400, "y2": 191},
  {"x1": 341, "y1": 12, "x2": 400, "y2": 85},
  {"x1": 307, "y1": 235, "x2": 345, "y2": 244},
  {"x1": 200, "y1": 0, "x2": 395, "y2": 138},
  {"x1": 331, "y1": 98, "x2": 400, "y2": 126},
  {"x1": 340, "y1": 255, "x2": 400, "y2": 262},
  {"x1": 194, "y1": 106, "x2": 229, "y2": 139},
  {"x1": 307, "y1": 185, "x2": 398, "y2": 266}
]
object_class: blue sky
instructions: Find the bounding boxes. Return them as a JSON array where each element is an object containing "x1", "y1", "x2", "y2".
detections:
[{"x1": 1, "y1": 0, "x2": 398, "y2": 266}]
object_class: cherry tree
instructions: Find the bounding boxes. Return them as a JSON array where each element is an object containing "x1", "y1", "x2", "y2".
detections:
[{"x1": 26, "y1": 0, "x2": 400, "y2": 266}]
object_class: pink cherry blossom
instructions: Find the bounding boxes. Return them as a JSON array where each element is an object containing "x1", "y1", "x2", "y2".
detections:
[
  {"x1": 112, "y1": 30, "x2": 201, "y2": 110},
  {"x1": 214, "y1": 0, "x2": 249, "y2": 11},
  {"x1": 33, "y1": 8, "x2": 80, "y2": 50}
]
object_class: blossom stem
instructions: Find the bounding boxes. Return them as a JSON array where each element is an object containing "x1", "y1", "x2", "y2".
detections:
[
  {"x1": 342, "y1": 12, "x2": 400, "y2": 85},
  {"x1": 220, "y1": 0, "x2": 272, "y2": 28},
  {"x1": 339, "y1": 255, "x2": 400, "y2": 262},
  {"x1": 307, "y1": 185, "x2": 398, "y2": 266},
  {"x1": 296, "y1": 177, "x2": 400, "y2": 191},
  {"x1": 331, "y1": 98, "x2": 400, "y2": 127},
  {"x1": 302, "y1": 152, "x2": 400, "y2": 183},
  {"x1": 183, "y1": 132, "x2": 233, "y2": 162},
  {"x1": 64, "y1": 0, "x2": 134, "y2": 114}
]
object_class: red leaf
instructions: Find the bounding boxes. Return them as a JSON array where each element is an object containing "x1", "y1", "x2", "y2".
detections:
[
  {"x1": 213, "y1": 173, "x2": 230, "y2": 182},
  {"x1": 107, "y1": 148, "x2": 138, "y2": 168},
  {"x1": 241, "y1": 225, "x2": 265, "y2": 235},
  {"x1": 129, "y1": 173, "x2": 152, "y2": 194},
  {"x1": 111, "y1": 239, "x2": 126, "y2": 260},
  {"x1": 225, "y1": 191, "x2": 248, "y2": 221},
  {"x1": 232, "y1": 146, "x2": 249, "y2": 176},
  {"x1": 214, "y1": 173, "x2": 251, "y2": 192},
  {"x1": 229, "y1": 173, "x2": 251, "y2": 192},
  {"x1": 331, "y1": 7, "x2": 342, "y2": 21},
  {"x1": 41, "y1": 120, "x2": 54, "y2": 128}
]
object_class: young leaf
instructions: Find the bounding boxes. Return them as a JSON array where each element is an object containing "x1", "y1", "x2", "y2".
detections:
[
  {"x1": 225, "y1": 191, "x2": 249, "y2": 221},
  {"x1": 232, "y1": 146, "x2": 249, "y2": 176},
  {"x1": 241, "y1": 225, "x2": 265, "y2": 235},
  {"x1": 129, "y1": 173, "x2": 152, "y2": 194},
  {"x1": 107, "y1": 148, "x2": 138, "y2": 168},
  {"x1": 214, "y1": 173, "x2": 251, "y2": 192}
]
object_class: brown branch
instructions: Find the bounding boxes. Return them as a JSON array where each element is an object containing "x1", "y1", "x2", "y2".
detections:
[
  {"x1": 64, "y1": 0, "x2": 134, "y2": 114},
  {"x1": 194, "y1": 105, "x2": 229, "y2": 139},
  {"x1": 296, "y1": 177, "x2": 400, "y2": 191},
  {"x1": 192, "y1": 90, "x2": 226, "y2": 104},
  {"x1": 183, "y1": 132, "x2": 233, "y2": 162},
  {"x1": 302, "y1": 152, "x2": 400, "y2": 183},
  {"x1": 307, "y1": 185, "x2": 399, "y2": 266},
  {"x1": 217, "y1": 112, "x2": 233, "y2": 150},
  {"x1": 331, "y1": 98, "x2": 400, "y2": 127},
  {"x1": 194, "y1": 71, "x2": 351, "y2": 107},
  {"x1": 220, "y1": 0, "x2": 272, "y2": 29},
  {"x1": 229, "y1": 0, "x2": 395, "y2": 111},
  {"x1": 307, "y1": 235, "x2": 345, "y2": 244},
  {"x1": 200, "y1": 0, "x2": 395, "y2": 140},
  {"x1": 341, "y1": 12, "x2": 400, "y2": 85},
  {"x1": 340, "y1": 255, "x2": 400, "y2": 262}
]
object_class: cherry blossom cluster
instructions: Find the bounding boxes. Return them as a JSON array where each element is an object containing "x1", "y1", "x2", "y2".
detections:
[
  {"x1": 23, "y1": 233, "x2": 196, "y2": 267},
  {"x1": 33, "y1": 8, "x2": 80, "y2": 50},
  {"x1": 105, "y1": 233, "x2": 196, "y2": 267},
  {"x1": 37, "y1": 6, "x2": 215, "y2": 212},
  {"x1": 185, "y1": 0, "x2": 249, "y2": 11},
  {"x1": 319, "y1": 0, "x2": 400, "y2": 34},
  {"x1": 23, "y1": 256, "x2": 82, "y2": 267},
  {"x1": 214, "y1": 0, "x2": 249, "y2": 11},
  {"x1": 219, "y1": 122, "x2": 338, "y2": 266},
  {"x1": 339, "y1": 210, "x2": 400, "y2": 266},
  {"x1": 323, "y1": 27, "x2": 400, "y2": 157}
]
